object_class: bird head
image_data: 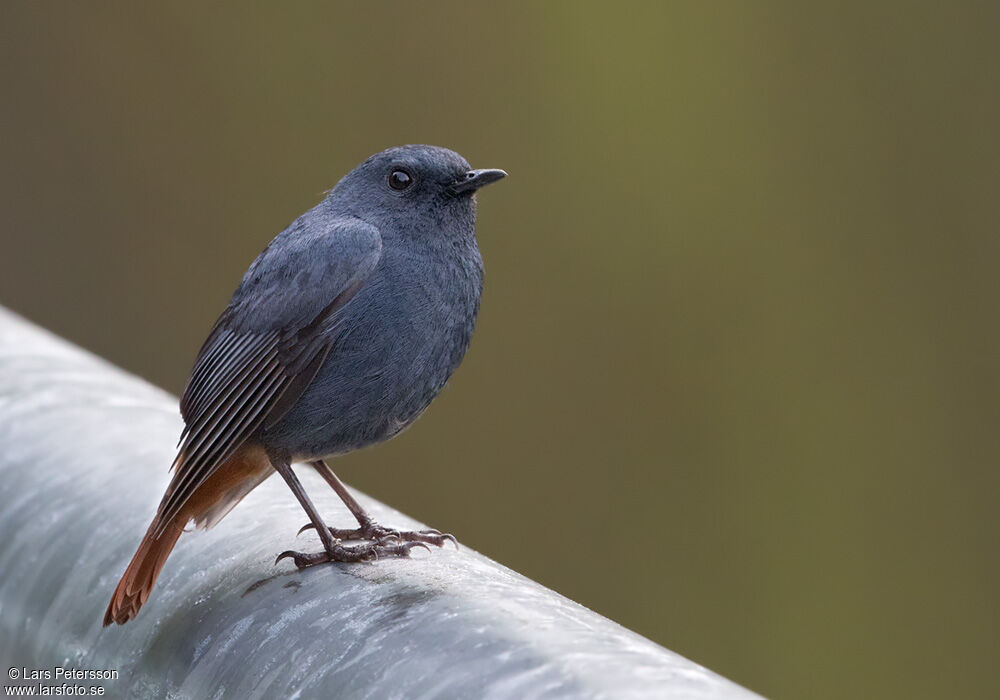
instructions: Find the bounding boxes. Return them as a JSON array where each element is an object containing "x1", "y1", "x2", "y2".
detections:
[{"x1": 326, "y1": 145, "x2": 506, "y2": 237}]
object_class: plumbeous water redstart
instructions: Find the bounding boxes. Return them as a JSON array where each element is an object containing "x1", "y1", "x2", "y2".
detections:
[{"x1": 105, "y1": 145, "x2": 505, "y2": 625}]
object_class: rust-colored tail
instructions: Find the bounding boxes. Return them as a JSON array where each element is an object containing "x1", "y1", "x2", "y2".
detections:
[
  {"x1": 103, "y1": 444, "x2": 272, "y2": 626},
  {"x1": 103, "y1": 513, "x2": 183, "y2": 626}
]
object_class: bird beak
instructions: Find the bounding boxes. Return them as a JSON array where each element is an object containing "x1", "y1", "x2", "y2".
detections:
[{"x1": 449, "y1": 168, "x2": 507, "y2": 195}]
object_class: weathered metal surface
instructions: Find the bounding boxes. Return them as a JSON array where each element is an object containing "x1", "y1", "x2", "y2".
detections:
[{"x1": 0, "y1": 306, "x2": 761, "y2": 699}]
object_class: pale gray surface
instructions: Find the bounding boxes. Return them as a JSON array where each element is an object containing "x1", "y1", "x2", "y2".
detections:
[{"x1": 0, "y1": 307, "x2": 761, "y2": 699}]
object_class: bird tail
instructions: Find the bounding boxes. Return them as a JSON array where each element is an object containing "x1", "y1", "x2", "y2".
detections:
[
  {"x1": 103, "y1": 444, "x2": 272, "y2": 626},
  {"x1": 103, "y1": 512, "x2": 183, "y2": 626}
]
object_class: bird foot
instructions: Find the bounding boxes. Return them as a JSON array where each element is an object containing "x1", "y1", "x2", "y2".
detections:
[
  {"x1": 298, "y1": 520, "x2": 458, "y2": 549},
  {"x1": 275, "y1": 540, "x2": 430, "y2": 569}
]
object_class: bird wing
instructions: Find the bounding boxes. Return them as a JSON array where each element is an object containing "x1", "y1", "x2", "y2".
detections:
[{"x1": 155, "y1": 216, "x2": 383, "y2": 534}]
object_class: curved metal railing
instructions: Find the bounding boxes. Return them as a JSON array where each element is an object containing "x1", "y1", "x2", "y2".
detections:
[{"x1": 0, "y1": 306, "x2": 760, "y2": 699}]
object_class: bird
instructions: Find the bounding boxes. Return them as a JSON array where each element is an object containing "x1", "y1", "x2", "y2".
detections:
[{"x1": 104, "y1": 145, "x2": 505, "y2": 626}]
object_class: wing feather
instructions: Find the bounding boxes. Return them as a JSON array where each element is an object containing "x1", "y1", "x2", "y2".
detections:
[{"x1": 154, "y1": 217, "x2": 382, "y2": 535}]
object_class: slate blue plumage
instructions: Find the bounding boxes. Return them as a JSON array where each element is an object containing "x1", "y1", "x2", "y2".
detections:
[
  {"x1": 106, "y1": 145, "x2": 505, "y2": 625},
  {"x1": 261, "y1": 148, "x2": 488, "y2": 458},
  {"x1": 164, "y1": 143, "x2": 505, "y2": 525}
]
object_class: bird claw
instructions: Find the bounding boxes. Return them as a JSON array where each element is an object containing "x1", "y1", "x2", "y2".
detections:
[
  {"x1": 275, "y1": 549, "x2": 322, "y2": 568},
  {"x1": 391, "y1": 528, "x2": 459, "y2": 550},
  {"x1": 375, "y1": 528, "x2": 402, "y2": 543},
  {"x1": 293, "y1": 519, "x2": 458, "y2": 553},
  {"x1": 274, "y1": 539, "x2": 430, "y2": 569},
  {"x1": 358, "y1": 523, "x2": 402, "y2": 544}
]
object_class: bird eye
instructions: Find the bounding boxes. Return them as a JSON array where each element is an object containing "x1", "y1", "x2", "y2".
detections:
[{"x1": 388, "y1": 169, "x2": 413, "y2": 191}]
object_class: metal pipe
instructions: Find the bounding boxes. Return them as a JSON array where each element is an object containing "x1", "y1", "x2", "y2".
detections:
[{"x1": 0, "y1": 307, "x2": 761, "y2": 699}]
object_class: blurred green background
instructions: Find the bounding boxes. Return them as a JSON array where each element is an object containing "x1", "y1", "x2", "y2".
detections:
[{"x1": 1, "y1": 3, "x2": 998, "y2": 698}]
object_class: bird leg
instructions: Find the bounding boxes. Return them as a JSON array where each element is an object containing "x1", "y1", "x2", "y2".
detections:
[
  {"x1": 302, "y1": 459, "x2": 458, "y2": 549},
  {"x1": 270, "y1": 451, "x2": 428, "y2": 569}
]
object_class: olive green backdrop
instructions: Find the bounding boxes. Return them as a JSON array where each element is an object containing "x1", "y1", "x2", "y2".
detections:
[{"x1": 1, "y1": 3, "x2": 997, "y2": 699}]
